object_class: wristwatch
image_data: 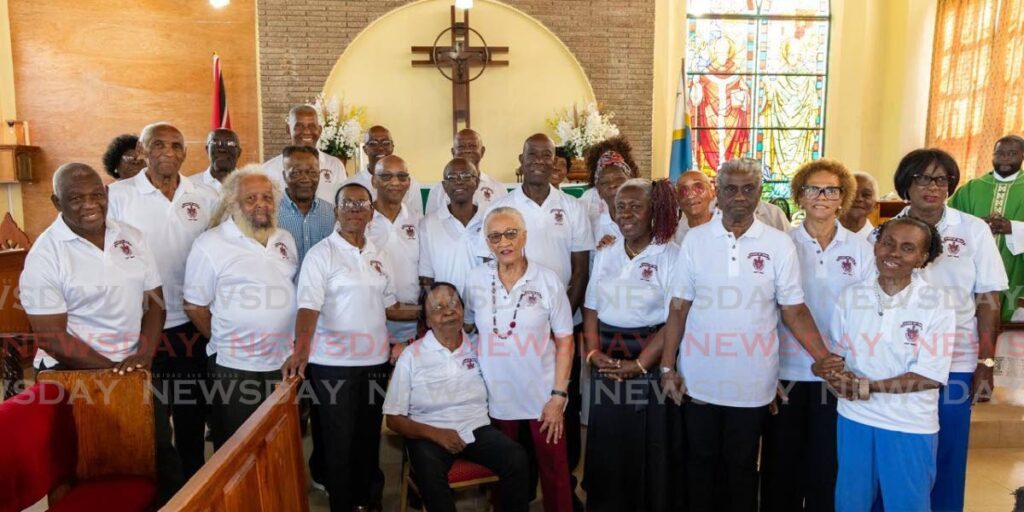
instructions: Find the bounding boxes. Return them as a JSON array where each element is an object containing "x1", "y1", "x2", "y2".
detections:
[
  {"x1": 978, "y1": 357, "x2": 996, "y2": 368},
  {"x1": 660, "y1": 366, "x2": 675, "y2": 375}
]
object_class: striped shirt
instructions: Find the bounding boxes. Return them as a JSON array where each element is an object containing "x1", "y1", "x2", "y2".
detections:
[{"x1": 277, "y1": 194, "x2": 336, "y2": 268}]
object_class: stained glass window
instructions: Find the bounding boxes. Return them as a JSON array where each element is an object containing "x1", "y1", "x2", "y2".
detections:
[{"x1": 687, "y1": 0, "x2": 830, "y2": 202}]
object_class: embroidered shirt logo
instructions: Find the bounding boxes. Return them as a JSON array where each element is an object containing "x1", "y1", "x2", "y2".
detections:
[
  {"x1": 402, "y1": 224, "x2": 417, "y2": 240},
  {"x1": 273, "y1": 242, "x2": 289, "y2": 259},
  {"x1": 901, "y1": 321, "x2": 923, "y2": 345},
  {"x1": 522, "y1": 290, "x2": 542, "y2": 307},
  {"x1": 370, "y1": 260, "x2": 385, "y2": 276},
  {"x1": 837, "y1": 256, "x2": 856, "y2": 276},
  {"x1": 113, "y1": 240, "x2": 135, "y2": 259},
  {"x1": 639, "y1": 262, "x2": 657, "y2": 281},
  {"x1": 182, "y1": 202, "x2": 200, "y2": 221},
  {"x1": 461, "y1": 357, "x2": 477, "y2": 370},
  {"x1": 550, "y1": 208, "x2": 565, "y2": 225},
  {"x1": 321, "y1": 168, "x2": 332, "y2": 183},
  {"x1": 943, "y1": 236, "x2": 965, "y2": 257},
  {"x1": 748, "y1": 252, "x2": 770, "y2": 274},
  {"x1": 481, "y1": 187, "x2": 494, "y2": 201}
]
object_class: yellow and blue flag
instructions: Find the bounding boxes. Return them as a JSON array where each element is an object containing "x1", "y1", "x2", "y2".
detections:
[{"x1": 669, "y1": 68, "x2": 693, "y2": 182}]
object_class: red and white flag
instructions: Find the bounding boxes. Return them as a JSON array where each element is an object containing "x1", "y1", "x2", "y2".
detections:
[{"x1": 211, "y1": 53, "x2": 231, "y2": 129}]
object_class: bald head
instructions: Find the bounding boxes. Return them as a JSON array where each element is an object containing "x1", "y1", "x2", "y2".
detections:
[
  {"x1": 364, "y1": 125, "x2": 394, "y2": 174},
  {"x1": 453, "y1": 129, "x2": 485, "y2": 167},
  {"x1": 374, "y1": 154, "x2": 407, "y2": 174},
  {"x1": 679, "y1": 170, "x2": 711, "y2": 185}
]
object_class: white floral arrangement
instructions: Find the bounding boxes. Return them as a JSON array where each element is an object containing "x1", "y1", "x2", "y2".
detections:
[
  {"x1": 311, "y1": 94, "x2": 366, "y2": 161},
  {"x1": 546, "y1": 102, "x2": 620, "y2": 160}
]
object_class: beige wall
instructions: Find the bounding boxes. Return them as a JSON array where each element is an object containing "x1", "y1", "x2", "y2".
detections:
[
  {"x1": 0, "y1": 0, "x2": 23, "y2": 226},
  {"x1": 7, "y1": 0, "x2": 262, "y2": 239},
  {"x1": 650, "y1": 0, "x2": 938, "y2": 193}
]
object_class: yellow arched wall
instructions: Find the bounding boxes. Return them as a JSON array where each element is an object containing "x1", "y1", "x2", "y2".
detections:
[{"x1": 323, "y1": 0, "x2": 595, "y2": 184}]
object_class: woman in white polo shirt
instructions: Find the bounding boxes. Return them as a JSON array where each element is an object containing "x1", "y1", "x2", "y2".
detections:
[
  {"x1": 463, "y1": 206, "x2": 576, "y2": 512},
  {"x1": 881, "y1": 148, "x2": 1008, "y2": 511},
  {"x1": 384, "y1": 282, "x2": 529, "y2": 512},
  {"x1": 282, "y1": 182, "x2": 419, "y2": 512},
  {"x1": 829, "y1": 217, "x2": 953, "y2": 511},
  {"x1": 761, "y1": 159, "x2": 875, "y2": 511},
  {"x1": 581, "y1": 178, "x2": 681, "y2": 512}
]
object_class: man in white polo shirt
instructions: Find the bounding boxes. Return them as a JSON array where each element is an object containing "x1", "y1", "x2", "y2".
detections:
[
  {"x1": 184, "y1": 167, "x2": 298, "y2": 449},
  {"x1": 419, "y1": 157, "x2": 490, "y2": 295},
  {"x1": 341, "y1": 125, "x2": 424, "y2": 213},
  {"x1": 190, "y1": 128, "x2": 240, "y2": 193},
  {"x1": 263, "y1": 104, "x2": 347, "y2": 204},
  {"x1": 107, "y1": 121, "x2": 220, "y2": 479},
  {"x1": 484, "y1": 133, "x2": 593, "y2": 508},
  {"x1": 659, "y1": 158, "x2": 844, "y2": 512},
  {"x1": 21, "y1": 162, "x2": 183, "y2": 502},
  {"x1": 424, "y1": 129, "x2": 507, "y2": 214}
]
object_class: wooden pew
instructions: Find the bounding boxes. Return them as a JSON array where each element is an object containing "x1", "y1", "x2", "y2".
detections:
[{"x1": 161, "y1": 377, "x2": 309, "y2": 512}]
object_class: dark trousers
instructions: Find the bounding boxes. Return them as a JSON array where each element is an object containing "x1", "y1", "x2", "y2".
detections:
[
  {"x1": 760, "y1": 380, "x2": 838, "y2": 512},
  {"x1": 309, "y1": 362, "x2": 389, "y2": 512},
  {"x1": 406, "y1": 425, "x2": 530, "y2": 512},
  {"x1": 151, "y1": 322, "x2": 209, "y2": 479},
  {"x1": 206, "y1": 355, "x2": 280, "y2": 449},
  {"x1": 38, "y1": 361, "x2": 185, "y2": 505},
  {"x1": 685, "y1": 399, "x2": 768, "y2": 512}
]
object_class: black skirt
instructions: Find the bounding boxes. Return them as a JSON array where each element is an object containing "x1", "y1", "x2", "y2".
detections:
[{"x1": 584, "y1": 321, "x2": 684, "y2": 512}]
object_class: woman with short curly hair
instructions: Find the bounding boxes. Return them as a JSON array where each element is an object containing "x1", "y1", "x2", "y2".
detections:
[{"x1": 101, "y1": 134, "x2": 145, "y2": 180}]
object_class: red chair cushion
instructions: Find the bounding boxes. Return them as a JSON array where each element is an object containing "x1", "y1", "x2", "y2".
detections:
[
  {"x1": 47, "y1": 476, "x2": 157, "y2": 512},
  {"x1": 447, "y1": 459, "x2": 496, "y2": 484},
  {"x1": 0, "y1": 382, "x2": 76, "y2": 512}
]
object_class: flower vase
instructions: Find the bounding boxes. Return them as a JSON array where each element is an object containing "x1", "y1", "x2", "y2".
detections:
[{"x1": 566, "y1": 158, "x2": 590, "y2": 183}]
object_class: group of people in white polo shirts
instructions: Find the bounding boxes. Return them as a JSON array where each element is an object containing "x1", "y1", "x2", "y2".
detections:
[{"x1": 18, "y1": 106, "x2": 1008, "y2": 512}]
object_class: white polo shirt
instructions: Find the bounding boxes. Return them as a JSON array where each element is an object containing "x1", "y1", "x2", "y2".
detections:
[
  {"x1": 339, "y1": 169, "x2": 425, "y2": 214},
  {"x1": 107, "y1": 170, "x2": 220, "y2": 329},
  {"x1": 853, "y1": 220, "x2": 874, "y2": 240},
  {"x1": 779, "y1": 222, "x2": 876, "y2": 382},
  {"x1": 263, "y1": 151, "x2": 347, "y2": 205},
  {"x1": 298, "y1": 233, "x2": 397, "y2": 366},
  {"x1": 671, "y1": 218, "x2": 804, "y2": 407},
  {"x1": 878, "y1": 206, "x2": 1009, "y2": 372},
  {"x1": 464, "y1": 261, "x2": 574, "y2": 420},
  {"x1": 183, "y1": 217, "x2": 298, "y2": 372},
  {"x1": 383, "y1": 331, "x2": 491, "y2": 444},
  {"x1": 20, "y1": 217, "x2": 161, "y2": 368},
  {"x1": 424, "y1": 172, "x2": 507, "y2": 214},
  {"x1": 832, "y1": 275, "x2": 955, "y2": 434},
  {"x1": 578, "y1": 187, "x2": 604, "y2": 219},
  {"x1": 418, "y1": 206, "x2": 490, "y2": 295},
  {"x1": 189, "y1": 167, "x2": 224, "y2": 194},
  {"x1": 367, "y1": 204, "x2": 423, "y2": 343},
  {"x1": 485, "y1": 185, "x2": 594, "y2": 287},
  {"x1": 591, "y1": 211, "x2": 622, "y2": 247},
  {"x1": 585, "y1": 240, "x2": 679, "y2": 328}
]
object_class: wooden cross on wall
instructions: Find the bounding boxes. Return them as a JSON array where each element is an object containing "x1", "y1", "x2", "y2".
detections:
[{"x1": 412, "y1": 6, "x2": 508, "y2": 136}]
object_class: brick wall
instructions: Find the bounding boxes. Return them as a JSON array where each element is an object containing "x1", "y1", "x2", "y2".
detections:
[{"x1": 257, "y1": 0, "x2": 654, "y2": 175}]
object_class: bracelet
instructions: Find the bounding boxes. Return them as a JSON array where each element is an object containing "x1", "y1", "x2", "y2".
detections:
[
  {"x1": 635, "y1": 359, "x2": 648, "y2": 374},
  {"x1": 857, "y1": 378, "x2": 870, "y2": 400},
  {"x1": 585, "y1": 349, "x2": 599, "y2": 365},
  {"x1": 551, "y1": 389, "x2": 568, "y2": 398}
]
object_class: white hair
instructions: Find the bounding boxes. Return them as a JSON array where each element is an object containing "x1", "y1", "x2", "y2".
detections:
[
  {"x1": 716, "y1": 158, "x2": 763, "y2": 188},
  {"x1": 484, "y1": 206, "x2": 526, "y2": 233},
  {"x1": 138, "y1": 122, "x2": 181, "y2": 149},
  {"x1": 287, "y1": 105, "x2": 320, "y2": 128},
  {"x1": 853, "y1": 172, "x2": 879, "y2": 199},
  {"x1": 51, "y1": 162, "x2": 99, "y2": 199},
  {"x1": 209, "y1": 164, "x2": 283, "y2": 229}
]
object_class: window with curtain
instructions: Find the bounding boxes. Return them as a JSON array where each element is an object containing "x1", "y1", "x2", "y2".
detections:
[
  {"x1": 928, "y1": 0, "x2": 1024, "y2": 179},
  {"x1": 686, "y1": 0, "x2": 830, "y2": 202}
]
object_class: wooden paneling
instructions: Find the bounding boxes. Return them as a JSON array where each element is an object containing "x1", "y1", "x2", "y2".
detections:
[
  {"x1": 161, "y1": 378, "x2": 308, "y2": 512},
  {"x1": 8, "y1": 0, "x2": 261, "y2": 238},
  {"x1": 36, "y1": 369, "x2": 156, "y2": 481}
]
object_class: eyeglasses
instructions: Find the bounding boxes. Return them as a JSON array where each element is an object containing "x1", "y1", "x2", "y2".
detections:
[
  {"x1": 121, "y1": 153, "x2": 142, "y2": 162},
  {"x1": 444, "y1": 172, "x2": 479, "y2": 183},
  {"x1": 365, "y1": 139, "x2": 393, "y2": 148},
  {"x1": 337, "y1": 199, "x2": 372, "y2": 212},
  {"x1": 207, "y1": 140, "x2": 239, "y2": 149},
  {"x1": 376, "y1": 172, "x2": 410, "y2": 182},
  {"x1": 720, "y1": 184, "x2": 760, "y2": 197},
  {"x1": 486, "y1": 228, "x2": 521, "y2": 244},
  {"x1": 678, "y1": 183, "x2": 708, "y2": 197},
  {"x1": 911, "y1": 174, "x2": 950, "y2": 187},
  {"x1": 286, "y1": 169, "x2": 319, "y2": 180},
  {"x1": 800, "y1": 185, "x2": 843, "y2": 200},
  {"x1": 428, "y1": 299, "x2": 462, "y2": 312}
]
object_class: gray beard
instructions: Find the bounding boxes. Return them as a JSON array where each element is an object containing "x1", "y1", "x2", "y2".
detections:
[{"x1": 233, "y1": 210, "x2": 276, "y2": 246}]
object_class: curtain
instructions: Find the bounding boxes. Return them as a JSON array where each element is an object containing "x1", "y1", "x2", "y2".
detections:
[{"x1": 927, "y1": 0, "x2": 1024, "y2": 179}]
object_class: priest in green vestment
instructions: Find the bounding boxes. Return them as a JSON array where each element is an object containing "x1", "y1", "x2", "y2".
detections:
[{"x1": 949, "y1": 135, "x2": 1024, "y2": 321}]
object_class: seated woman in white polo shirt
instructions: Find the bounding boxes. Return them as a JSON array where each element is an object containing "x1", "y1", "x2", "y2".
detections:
[
  {"x1": 582, "y1": 178, "x2": 681, "y2": 512},
  {"x1": 384, "y1": 282, "x2": 529, "y2": 512},
  {"x1": 282, "y1": 182, "x2": 419, "y2": 512},
  {"x1": 828, "y1": 217, "x2": 954, "y2": 511},
  {"x1": 463, "y1": 206, "x2": 576, "y2": 512}
]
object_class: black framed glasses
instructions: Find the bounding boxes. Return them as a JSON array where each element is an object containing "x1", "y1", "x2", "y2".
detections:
[
  {"x1": 911, "y1": 174, "x2": 950, "y2": 187},
  {"x1": 444, "y1": 172, "x2": 479, "y2": 183},
  {"x1": 800, "y1": 185, "x2": 843, "y2": 200}
]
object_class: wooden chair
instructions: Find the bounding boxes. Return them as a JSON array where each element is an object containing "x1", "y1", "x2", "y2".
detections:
[
  {"x1": 160, "y1": 377, "x2": 308, "y2": 511},
  {"x1": 398, "y1": 450, "x2": 500, "y2": 511},
  {"x1": 0, "y1": 369, "x2": 158, "y2": 512}
]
